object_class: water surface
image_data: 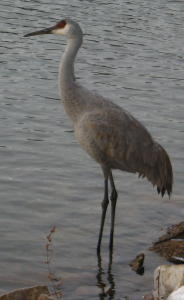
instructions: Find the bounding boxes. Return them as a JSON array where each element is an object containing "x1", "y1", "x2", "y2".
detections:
[{"x1": 0, "y1": 0, "x2": 184, "y2": 299}]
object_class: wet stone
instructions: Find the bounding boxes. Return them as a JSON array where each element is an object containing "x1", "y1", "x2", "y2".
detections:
[
  {"x1": 129, "y1": 252, "x2": 145, "y2": 275},
  {"x1": 0, "y1": 285, "x2": 51, "y2": 300}
]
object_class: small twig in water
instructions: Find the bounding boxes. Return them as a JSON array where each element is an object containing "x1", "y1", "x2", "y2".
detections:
[{"x1": 45, "y1": 226, "x2": 62, "y2": 299}]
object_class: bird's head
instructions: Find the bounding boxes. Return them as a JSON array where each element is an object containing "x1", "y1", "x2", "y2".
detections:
[{"x1": 24, "y1": 19, "x2": 82, "y2": 39}]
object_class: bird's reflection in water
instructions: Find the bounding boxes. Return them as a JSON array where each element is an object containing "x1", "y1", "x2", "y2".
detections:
[{"x1": 96, "y1": 252, "x2": 116, "y2": 300}]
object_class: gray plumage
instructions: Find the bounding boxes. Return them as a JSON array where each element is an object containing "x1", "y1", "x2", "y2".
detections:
[{"x1": 24, "y1": 19, "x2": 173, "y2": 254}]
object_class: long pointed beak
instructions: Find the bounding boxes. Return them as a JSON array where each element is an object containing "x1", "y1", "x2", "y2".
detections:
[{"x1": 24, "y1": 26, "x2": 55, "y2": 37}]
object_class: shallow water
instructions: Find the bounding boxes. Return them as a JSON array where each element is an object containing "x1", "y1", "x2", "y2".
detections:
[{"x1": 0, "y1": 0, "x2": 184, "y2": 299}]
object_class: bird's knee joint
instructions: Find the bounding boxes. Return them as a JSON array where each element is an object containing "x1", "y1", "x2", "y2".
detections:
[
  {"x1": 101, "y1": 198, "x2": 109, "y2": 209},
  {"x1": 111, "y1": 189, "x2": 118, "y2": 202}
]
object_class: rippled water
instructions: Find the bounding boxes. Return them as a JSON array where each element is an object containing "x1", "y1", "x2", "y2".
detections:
[{"x1": 1, "y1": 0, "x2": 184, "y2": 299}]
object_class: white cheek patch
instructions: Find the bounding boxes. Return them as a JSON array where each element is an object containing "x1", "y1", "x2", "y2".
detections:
[{"x1": 52, "y1": 23, "x2": 70, "y2": 35}]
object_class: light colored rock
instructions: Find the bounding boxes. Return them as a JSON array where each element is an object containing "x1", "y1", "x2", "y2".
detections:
[
  {"x1": 0, "y1": 285, "x2": 50, "y2": 300},
  {"x1": 153, "y1": 265, "x2": 184, "y2": 300},
  {"x1": 167, "y1": 286, "x2": 184, "y2": 300}
]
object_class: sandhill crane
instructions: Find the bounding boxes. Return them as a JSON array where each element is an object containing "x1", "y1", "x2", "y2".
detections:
[{"x1": 24, "y1": 19, "x2": 173, "y2": 254}]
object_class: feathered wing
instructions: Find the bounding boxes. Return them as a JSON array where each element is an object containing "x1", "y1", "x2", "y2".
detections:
[
  {"x1": 119, "y1": 116, "x2": 173, "y2": 197},
  {"x1": 75, "y1": 108, "x2": 173, "y2": 197},
  {"x1": 115, "y1": 116, "x2": 173, "y2": 197}
]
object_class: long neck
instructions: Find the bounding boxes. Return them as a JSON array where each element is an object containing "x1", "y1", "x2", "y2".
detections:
[
  {"x1": 59, "y1": 34, "x2": 83, "y2": 123},
  {"x1": 59, "y1": 36, "x2": 82, "y2": 91}
]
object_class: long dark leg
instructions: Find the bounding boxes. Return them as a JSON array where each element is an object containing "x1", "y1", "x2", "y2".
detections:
[
  {"x1": 97, "y1": 178, "x2": 109, "y2": 254},
  {"x1": 109, "y1": 172, "x2": 118, "y2": 252}
]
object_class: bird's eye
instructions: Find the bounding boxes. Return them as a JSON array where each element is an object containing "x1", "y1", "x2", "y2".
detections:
[{"x1": 56, "y1": 20, "x2": 67, "y2": 29}]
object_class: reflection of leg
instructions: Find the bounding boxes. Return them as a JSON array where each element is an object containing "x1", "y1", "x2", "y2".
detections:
[
  {"x1": 96, "y1": 252, "x2": 116, "y2": 300},
  {"x1": 109, "y1": 172, "x2": 118, "y2": 252},
  {"x1": 96, "y1": 252, "x2": 105, "y2": 295},
  {"x1": 97, "y1": 178, "x2": 109, "y2": 254},
  {"x1": 107, "y1": 262, "x2": 116, "y2": 300}
]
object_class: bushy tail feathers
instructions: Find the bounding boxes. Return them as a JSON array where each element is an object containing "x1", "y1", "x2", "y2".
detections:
[
  {"x1": 156, "y1": 145, "x2": 173, "y2": 197},
  {"x1": 139, "y1": 143, "x2": 173, "y2": 197}
]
